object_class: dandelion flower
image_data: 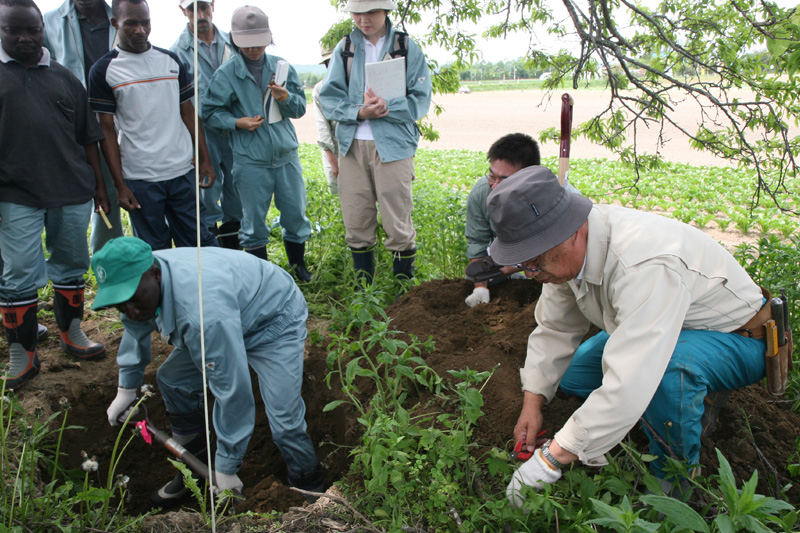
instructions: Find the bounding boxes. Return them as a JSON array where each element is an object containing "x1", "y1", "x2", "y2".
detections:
[{"x1": 82, "y1": 455, "x2": 99, "y2": 472}]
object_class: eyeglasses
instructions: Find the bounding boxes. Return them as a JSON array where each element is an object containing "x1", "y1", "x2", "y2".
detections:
[
  {"x1": 486, "y1": 169, "x2": 506, "y2": 186},
  {"x1": 514, "y1": 254, "x2": 545, "y2": 273}
]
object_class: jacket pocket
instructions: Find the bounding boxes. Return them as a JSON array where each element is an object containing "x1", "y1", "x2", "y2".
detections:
[{"x1": 56, "y1": 100, "x2": 76, "y2": 122}]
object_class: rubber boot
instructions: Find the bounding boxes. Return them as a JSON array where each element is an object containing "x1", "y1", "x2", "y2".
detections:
[
  {"x1": 217, "y1": 220, "x2": 242, "y2": 250},
  {"x1": 284, "y1": 241, "x2": 313, "y2": 283},
  {"x1": 37, "y1": 323, "x2": 48, "y2": 341},
  {"x1": 288, "y1": 462, "x2": 327, "y2": 503},
  {"x1": 245, "y1": 246, "x2": 268, "y2": 261},
  {"x1": 53, "y1": 281, "x2": 105, "y2": 360},
  {"x1": 350, "y1": 246, "x2": 375, "y2": 286},
  {"x1": 149, "y1": 433, "x2": 208, "y2": 509},
  {"x1": 1, "y1": 295, "x2": 41, "y2": 390},
  {"x1": 392, "y1": 247, "x2": 416, "y2": 281}
]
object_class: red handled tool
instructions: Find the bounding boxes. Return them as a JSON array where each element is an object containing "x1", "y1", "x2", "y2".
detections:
[{"x1": 510, "y1": 430, "x2": 547, "y2": 460}]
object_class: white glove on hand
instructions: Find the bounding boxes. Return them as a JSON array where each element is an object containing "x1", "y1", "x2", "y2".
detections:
[
  {"x1": 106, "y1": 387, "x2": 138, "y2": 426},
  {"x1": 213, "y1": 471, "x2": 244, "y2": 494},
  {"x1": 506, "y1": 449, "x2": 562, "y2": 509},
  {"x1": 465, "y1": 287, "x2": 490, "y2": 307}
]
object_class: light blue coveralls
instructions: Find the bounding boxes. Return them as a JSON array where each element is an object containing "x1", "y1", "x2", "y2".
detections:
[
  {"x1": 170, "y1": 25, "x2": 241, "y2": 228},
  {"x1": 115, "y1": 248, "x2": 318, "y2": 477},
  {"x1": 202, "y1": 53, "x2": 311, "y2": 250},
  {"x1": 42, "y1": 0, "x2": 122, "y2": 253}
]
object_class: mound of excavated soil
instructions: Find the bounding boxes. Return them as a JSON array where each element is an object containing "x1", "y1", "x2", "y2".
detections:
[{"x1": 8, "y1": 277, "x2": 799, "y2": 525}]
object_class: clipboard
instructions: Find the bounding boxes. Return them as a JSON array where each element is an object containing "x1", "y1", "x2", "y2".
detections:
[
  {"x1": 365, "y1": 57, "x2": 405, "y2": 100},
  {"x1": 265, "y1": 60, "x2": 289, "y2": 124}
]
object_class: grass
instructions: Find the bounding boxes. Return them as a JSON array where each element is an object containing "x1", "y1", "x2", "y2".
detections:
[{"x1": 5, "y1": 142, "x2": 799, "y2": 530}]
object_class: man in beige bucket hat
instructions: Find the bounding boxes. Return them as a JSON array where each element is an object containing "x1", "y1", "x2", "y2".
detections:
[{"x1": 489, "y1": 167, "x2": 769, "y2": 508}]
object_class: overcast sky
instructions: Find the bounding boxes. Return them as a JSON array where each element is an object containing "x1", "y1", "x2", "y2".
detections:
[
  {"x1": 35, "y1": 0, "x2": 798, "y2": 66},
  {"x1": 34, "y1": 0, "x2": 538, "y2": 65}
]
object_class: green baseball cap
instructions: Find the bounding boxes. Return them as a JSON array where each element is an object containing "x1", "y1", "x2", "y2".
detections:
[{"x1": 91, "y1": 237, "x2": 154, "y2": 310}]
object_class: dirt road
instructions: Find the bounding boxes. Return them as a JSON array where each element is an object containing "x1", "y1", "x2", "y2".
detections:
[{"x1": 294, "y1": 89, "x2": 767, "y2": 165}]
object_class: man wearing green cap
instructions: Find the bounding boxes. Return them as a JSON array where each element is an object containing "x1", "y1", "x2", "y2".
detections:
[
  {"x1": 486, "y1": 166, "x2": 770, "y2": 507},
  {"x1": 92, "y1": 237, "x2": 325, "y2": 508}
]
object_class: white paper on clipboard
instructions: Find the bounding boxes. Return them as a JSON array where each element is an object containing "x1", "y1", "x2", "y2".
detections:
[
  {"x1": 265, "y1": 60, "x2": 289, "y2": 124},
  {"x1": 365, "y1": 57, "x2": 405, "y2": 100}
]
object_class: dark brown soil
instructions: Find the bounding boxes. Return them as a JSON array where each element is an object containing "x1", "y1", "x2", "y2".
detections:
[{"x1": 9, "y1": 277, "x2": 799, "y2": 528}]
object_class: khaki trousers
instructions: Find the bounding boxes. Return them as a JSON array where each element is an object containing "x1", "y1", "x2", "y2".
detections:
[{"x1": 338, "y1": 140, "x2": 416, "y2": 251}]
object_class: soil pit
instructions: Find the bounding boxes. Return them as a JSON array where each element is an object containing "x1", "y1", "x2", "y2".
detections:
[{"x1": 10, "y1": 277, "x2": 800, "y2": 523}]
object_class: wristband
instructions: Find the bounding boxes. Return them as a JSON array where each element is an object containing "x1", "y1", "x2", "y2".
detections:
[
  {"x1": 276, "y1": 92, "x2": 288, "y2": 101},
  {"x1": 540, "y1": 439, "x2": 567, "y2": 470}
]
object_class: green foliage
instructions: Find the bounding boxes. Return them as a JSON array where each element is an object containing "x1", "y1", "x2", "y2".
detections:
[{"x1": 0, "y1": 388, "x2": 150, "y2": 532}]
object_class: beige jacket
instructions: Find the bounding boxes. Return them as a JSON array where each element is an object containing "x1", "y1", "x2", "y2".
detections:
[{"x1": 522, "y1": 204, "x2": 762, "y2": 465}]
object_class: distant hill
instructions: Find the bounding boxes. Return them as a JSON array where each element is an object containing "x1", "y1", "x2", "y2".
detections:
[{"x1": 294, "y1": 64, "x2": 326, "y2": 75}]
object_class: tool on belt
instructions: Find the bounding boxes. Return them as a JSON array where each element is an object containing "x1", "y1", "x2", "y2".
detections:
[
  {"x1": 465, "y1": 256, "x2": 506, "y2": 286},
  {"x1": 733, "y1": 287, "x2": 793, "y2": 396}
]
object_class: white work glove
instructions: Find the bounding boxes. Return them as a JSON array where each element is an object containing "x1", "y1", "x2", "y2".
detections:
[
  {"x1": 106, "y1": 387, "x2": 138, "y2": 426},
  {"x1": 213, "y1": 471, "x2": 244, "y2": 494},
  {"x1": 465, "y1": 287, "x2": 490, "y2": 307},
  {"x1": 506, "y1": 449, "x2": 562, "y2": 509}
]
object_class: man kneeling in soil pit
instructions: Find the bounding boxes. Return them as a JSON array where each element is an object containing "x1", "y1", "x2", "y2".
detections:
[
  {"x1": 489, "y1": 166, "x2": 774, "y2": 506},
  {"x1": 91, "y1": 237, "x2": 325, "y2": 508}
]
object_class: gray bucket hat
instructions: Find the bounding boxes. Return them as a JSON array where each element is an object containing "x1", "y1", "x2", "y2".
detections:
[
  {"x1": 488, "y1": 166, "x2": 593, "y2": 265},
  {"x1": 230, "y1": 6, "x2": 272, "y2": 48},
  {"x1": 343, "y1": 0, "x2": 397, "y2": 13}
]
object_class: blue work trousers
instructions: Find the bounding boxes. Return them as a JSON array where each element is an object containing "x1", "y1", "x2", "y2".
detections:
[
  {"x1": 202, "y1": 128, "x2": 242, "y2": 226},
  {"x1": 559, "y1": 329, "x2": 766, "y2": 478},
  {"x1": 0, "y1": 201, "x2": 91, "y2": 300},
  {"x1": 155, "y1": 292, "x2": 318, "y2": 477},
  {"x1": 233, "y1": 157, "x2": 311, "y2": 249},
  {"x1": 124, "y1": 170, "x2": 218, "y2": 251}
]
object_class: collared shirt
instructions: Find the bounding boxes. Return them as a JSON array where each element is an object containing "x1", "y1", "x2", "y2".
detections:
[
  {"x1": 0, "y1": 45, "x2": 50, "y2": 66},
  {"x1": 0, "y1": 47, "x2": 102, "y2": 207},
  {"x1": 521, "y1": 204, "x2": 762, "y2": 465},
  {"x1": 353, "y1": 34, "x2": 386, "y2": 141},
  {"x1": 77, "y1": 12, "x2": 110, "y2": 85},
  {"x1": 198, "y1": 33, "x2": 220, "y2": 71}
]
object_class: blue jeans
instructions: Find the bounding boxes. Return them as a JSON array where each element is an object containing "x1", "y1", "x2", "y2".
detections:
[
  {"x1": 156, "y1": 292, "x2": 317, "y2": 477},
  {"x1": 232, "y1": 157, "x2": 311, "y2": 249},
  {"x1": 559, "y1": 329, "x2": 765, "y2": 477},
  {"x1": 124, "y1": 170, "x2": 218, "y2": 251},
  {"x1": 0, "y1": 201, "x2": 91, "y2": 300}
]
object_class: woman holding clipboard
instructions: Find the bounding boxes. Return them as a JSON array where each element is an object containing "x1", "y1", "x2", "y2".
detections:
[
  {"x1": 319, "y1": 0, "x2": 432, "y2": 286},
  {"x1": 203, "y1": 6, "x2": 313, "y2": 282}
]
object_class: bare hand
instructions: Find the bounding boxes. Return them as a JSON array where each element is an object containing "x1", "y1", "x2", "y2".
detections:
[
  {"x1": 198, "y1": 163, "x2": 216, "y2": 189},
  {"x1": 501, "y1": 265, "x2": 522, "y2": 276},
  {"x1": 514, "y1": 397, "x2": 546, "y2": 453},
  {"x1": 94, "y1": 189, "x2": 111, "y2": 216},
  {"x1": 236, "y1": 115, "x2": 264, "y2": 131},
  {"x1": 268, "y1": 82, "x2": 288, "y2": 102},
  {"x1": 357, "y1": 88, "x2": 388, "y2": 119},
  {"x1": 117, "y1": 185, "x2": 141, "y2": 211},
  {"x1": 324, "y1": 150, "x2": 339, "y2": 178}
]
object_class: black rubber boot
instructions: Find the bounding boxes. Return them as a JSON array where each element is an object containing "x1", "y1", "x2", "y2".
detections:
[
  {"x1": 350, "y1": 246, "x2": 375, "y2": 286},
  {"x1": 392, "y1": 247, "x2": 416, "y2": 281},
  {"x1": 284, "y1": 241, "x2": 313, "y2": 282},
  {"x1": 217, "y1": 220, "x2": 242, "y2": 250},
  {"x1": 288, "y1": 462, "x2": 327, "y2": 503},
  {"x1": 53, "y1": 281, "x2": 105, "y2": 360},
  {"x1": 245, "y1": 246, "x2": 268, "y2": 261},
  {"x1": 148, "y1": 434, "x2": 208, "y2": 509},
  {"x1": 1, "y1": 295, "x2": 41, "y2": 390}
]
